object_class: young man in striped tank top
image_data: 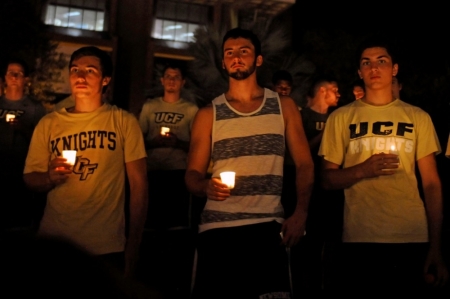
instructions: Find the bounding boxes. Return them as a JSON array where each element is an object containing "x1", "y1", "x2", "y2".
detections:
[{"x1": 186, "y1": 28, "x2": 314, "y2": 299}]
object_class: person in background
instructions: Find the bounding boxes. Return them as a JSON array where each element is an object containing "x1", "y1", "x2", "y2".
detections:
[
  {"x1": 0, "y1": 58, "x2": 46, "y2": 233},
  {"x1": 272, "y1": 69, "x2": 293, "y2": 96},
  {"x1": 138, "y1": 63, "x2": 198, "y2": 297},
  {"x1": 352, "y1": 79, "x2": 365, "y2": 100}
]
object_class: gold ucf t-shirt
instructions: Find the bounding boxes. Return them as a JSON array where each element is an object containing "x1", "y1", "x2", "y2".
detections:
[
  {"x1": 319, "y1": 99, "x2": 441, "y2": 243},
  {"x1": 24, "y1": 104, "x2": 146, "y2": 254}
]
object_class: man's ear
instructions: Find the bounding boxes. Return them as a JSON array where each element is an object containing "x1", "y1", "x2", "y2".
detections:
[
  {"x1": 358, "y1": 69, "x2": 362, "y2": 79},
  {"x1": 256, "y1": 55, "x2": 263, "y2": 67},
  {"x1": 392, "y1": 64, "x2": 399, "y2": 76},
  {"x1": 222, "y1": 60, "x2": 225, "y2": 69},
  {"x1": 102, "y1": 77, "x2": 111, "y2": 86}
]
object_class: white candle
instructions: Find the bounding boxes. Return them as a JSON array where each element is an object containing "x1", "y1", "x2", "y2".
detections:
[
  {"x1": 6, "y1": 114, "x2": 15, "y2": 122},
  {"x1": 62, "y1": 150, "x2": 77, "y2": 165},
  {"x1": 160, "y1": 127, "x2": 170, "y2": 136},
  {"x1": 389, "y1": 145, "x2": 399, "y2": 155},
  {"x1": 220, "y1": 171, "x2": 235, "y2": 189}
]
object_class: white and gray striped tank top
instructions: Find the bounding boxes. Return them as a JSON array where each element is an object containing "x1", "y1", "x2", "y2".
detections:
[{"x1": 199, "y1": 88, "x2": 285, "y2": 233}]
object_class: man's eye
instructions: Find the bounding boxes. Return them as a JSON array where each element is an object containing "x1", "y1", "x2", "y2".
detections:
[{"x1": 70, "y1": 68, "x2": 78, "y2": 73}]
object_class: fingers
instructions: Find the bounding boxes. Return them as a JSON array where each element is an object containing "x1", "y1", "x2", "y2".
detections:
[
  {"x1": 363, "y1": 153, "x2": 400, "y2": 178},
  {"x1": 206, "y1": 178, "x2": 231, "y2": 201},
  {"x1": 378, "y1": 155, "x2": 399, "y2": 174},
  {"x1": 49, "y1": 157, "x2": 72, "y2": 185},
  {"x1": 431, "y1": 264, "x2": 449, "y2": 287},
  {"x1": 280, "y1": 219, "x2": 305, "y2": 248}
]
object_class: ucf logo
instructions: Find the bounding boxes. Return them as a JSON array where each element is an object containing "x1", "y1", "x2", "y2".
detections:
[
  {"x1": 72, "y1": 156, "x2": 98, "y2": 180},
  {"x1": 154, "y1": 112, "x2": 184, "y2": 124}
]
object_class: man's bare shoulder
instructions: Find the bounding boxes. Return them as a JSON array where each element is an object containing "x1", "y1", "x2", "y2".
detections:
[
  {"x1": 278, "y1": 95, "x2": 300, "y2": 116},
  {"x1": 197, "y1": 104, "x2": 213, "y2": 116}
]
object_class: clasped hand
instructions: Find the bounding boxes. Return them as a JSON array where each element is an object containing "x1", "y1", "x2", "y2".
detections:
[
  {"x1": 48, "y1": 157, "x2": 72, "y2": 186},
  {"x1": 361, "y1": 153, "x2": 399, "y2": 178}
]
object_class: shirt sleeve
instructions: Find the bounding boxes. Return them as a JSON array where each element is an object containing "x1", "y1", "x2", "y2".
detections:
[
  {"x1": 318, "y1": 111, "x2": 346, "y2": 166},
  {"x1": 124, "y1": 112, "x2": 147, "y2": 163},
  {"x1": 24, "y1": 117, "x2": 51, "y2": 174},
  {"x1": 415, "y1": 109, "x2": 441, "y2": 160}
]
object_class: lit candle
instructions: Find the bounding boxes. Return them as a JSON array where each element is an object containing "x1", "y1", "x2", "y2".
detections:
[
  {"x1": 160, "y1": 127, "x2": 170, "y2": 136},
  {"x1": 220, "y1": 171, "x2": 235, "y2": 189},
  {"x1": 62, "y1": 150, "x2": 77, "y2": 166},
  {"x1": 389, "y1": 145, "x2": 399, "y2": 155},
  {"x1": 6, "y1": 114, "x2": 15, "y2": 122}
]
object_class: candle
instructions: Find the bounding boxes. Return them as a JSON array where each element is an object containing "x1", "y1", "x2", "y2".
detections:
[
  {"x1": 389, "y1": 145, "x2": 398, "y2": 155},
  {"x1": 220, "y1": 171, "x2": 235, "y2": 189},
  {"x1": 160, "y1": 127, "x2": 170, "y2": 136},
  {"x1": 62, "y1": 150, "x2": 77, "y2": 166},
  {"x1": 6, "y1": 114, "x2": 15, "y2": 122}
]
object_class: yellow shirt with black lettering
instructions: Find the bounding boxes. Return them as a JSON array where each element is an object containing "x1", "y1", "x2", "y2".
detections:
[
  {"x1": 24, "y1": 104, "x2": 146, "y2": 254},
  {"x1": 319, "y1": 99, "x2": 440, "y2": 243}
]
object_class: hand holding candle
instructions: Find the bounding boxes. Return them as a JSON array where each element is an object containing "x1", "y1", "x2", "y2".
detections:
[
  {"x1": 388, "y1": 145, "x2": 400, "y2": 166},
  {"x1": 49, "y1": 156, "x2": 73, "y2": 186}
]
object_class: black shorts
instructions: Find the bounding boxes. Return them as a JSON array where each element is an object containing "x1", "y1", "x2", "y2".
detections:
[{"x1": 192, "y1": 221, "x2": 291, "y2": 299}]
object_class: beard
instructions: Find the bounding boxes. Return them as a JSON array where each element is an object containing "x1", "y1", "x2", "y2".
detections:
[{"x1": 227, "y1": 62, "x2": 256, "y2": 80}]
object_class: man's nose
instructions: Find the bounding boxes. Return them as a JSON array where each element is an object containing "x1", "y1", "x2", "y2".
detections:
[{"x1": 75, "y1": 70, "x2": 87, "y2": 80}]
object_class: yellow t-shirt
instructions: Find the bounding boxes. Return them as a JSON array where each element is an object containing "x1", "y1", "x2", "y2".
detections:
[
  {"x1": 319, "y1": 99, "x2": 441, "y2": 243},
  {"x1": 138, "y1": 97, "x2": 198, "y2": 170},
  {"x1": 24, "y1": 104, "x2": 146, "y2": 254}
]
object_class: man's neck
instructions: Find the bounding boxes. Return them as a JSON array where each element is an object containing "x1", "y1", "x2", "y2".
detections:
[
  {"x1": 162, "y1": 92, "x2": 181, "y2": 103},
  {"x1": 4, "y1": 89, "x2": 24, "y2": 101},
  {"x1": 70, "y1": 96, "x2": 103, "y2": 113},
  {"x1": 362, "y1": 88, "x2": 395, "y2": 106},
  {"x1": 308, "y1": 98, "x2": 329, "y2": 114},
  {"x1": 226, "y1": 77, "x2": 263, "y2": 103}
]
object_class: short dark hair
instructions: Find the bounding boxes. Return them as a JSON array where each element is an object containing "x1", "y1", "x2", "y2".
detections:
[
  {"x1": 307, "y1": 74, "x2": 337, "y2": 98},
  {"x1": 272, "y1": 70, "x2": 293, "y2": 86},
  {"x1": 69, "y1": 46, "x2": 113, "y2": 78},
  {"x1": 3, "y1": 58, "x2": 30, "y2": 79},
  {"x1": 162, "y1": 62, "x2": 186, "y2": 79},
  {"x1": 357, "y1": 35, "x2": 398, "y2": 68},
  {"x1": 222, "y1": 28, "x2": 261, "y2": 57}
]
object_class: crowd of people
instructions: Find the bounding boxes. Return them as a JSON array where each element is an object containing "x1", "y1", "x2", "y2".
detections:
[{"x1": 1, "y1": 27, "x2": 449, "y2": 298}]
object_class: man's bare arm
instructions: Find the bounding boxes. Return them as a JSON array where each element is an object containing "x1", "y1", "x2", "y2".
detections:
[
  {"x1": 24, "y1": 157, "x2": 72, "y2": 192},
  {"x1": 185, "y1": 106, "x2": 230, "y2": 200},
  {"x1": 280, "y1": 96, "x2": 314, "y2": 247},
  {"x1": 321, "y1": 153, "x2": 399, "y2": 190},
  {"x1": 124, "y1": 157, "x2": 148, "y2": 277},
  {"x1": 417, "y1": 153, "x2": 448, "y2": 286}
]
